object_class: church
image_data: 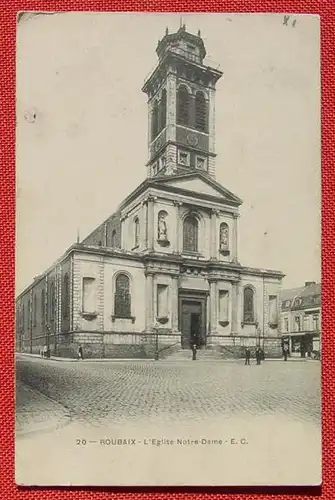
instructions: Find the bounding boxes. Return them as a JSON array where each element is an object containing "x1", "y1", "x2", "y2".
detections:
[{"x1": 16, "y1": 26, "x2": 285, "y2": 359}]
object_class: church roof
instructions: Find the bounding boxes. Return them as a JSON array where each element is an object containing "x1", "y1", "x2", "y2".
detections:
[
  {"x1": 118, "y1": 170, "x2": 242, "y2": 211},
  {"x1": 118, "y1": 167, "x2": 243, "y2": 210}
]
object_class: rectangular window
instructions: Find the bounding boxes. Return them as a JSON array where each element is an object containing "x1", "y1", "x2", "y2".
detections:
[
  {"x1": 82, "y1": 277, "x2": 96, "y2": 313},
  {"x1": 268, "y1": 295, "x2": 278, "y2": 325},
  {"x1": 303, "y1": 315, "x2": 310, "y2": 332},
  {"x1": 157, "y1": 284, "x2": 168, "y2": 318},
  {"x1": 313, "y1": 314, "x2": 320, "y2": 331},
  {"x1": 219, "y1": 290, "x2": 229, "y2": 323},
  {"x1": 295, "y1": 316, "x2": 301, "y2": 332},
  {"x1": 284, "y1": 317, "x2": 289, "y2": 332}
]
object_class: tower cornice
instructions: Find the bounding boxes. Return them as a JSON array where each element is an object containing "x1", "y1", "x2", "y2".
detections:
[{"x1": 142, "y1": 51, "x2": 223, "y2": 96}]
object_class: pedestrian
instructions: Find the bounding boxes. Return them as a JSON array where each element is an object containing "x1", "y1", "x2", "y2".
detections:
[
  {"x1": 77, "y1": 345, "x2": 84, "y2": 360},
  {"x1": 245, "y1": 346, "x2": 251, "y2": 365},
  {"x1": 283, "y1": 345, "x2": 288, "y2": 361},
  {"x1": 43, "y1": 345, "x2": 48, "y2": 358},
  {"x1": 255, "y1": 347, "x2": 261, "y2": 365},
  {"x1": 192, "y1": 343, "x2": 197, "y2": 361}
]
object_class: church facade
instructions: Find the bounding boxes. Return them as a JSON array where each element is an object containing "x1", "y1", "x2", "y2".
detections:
[{"x1": 16, "y1": 26, "x2": 284, "y2": 359}]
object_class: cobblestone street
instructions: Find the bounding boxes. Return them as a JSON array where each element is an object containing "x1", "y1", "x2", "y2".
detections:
[
  {"x1": 16, "y1": 355, "x2": 320, "y2": 429},
  {"x1": 15, "y1": 355, "x2": 321, "y2": 487}
]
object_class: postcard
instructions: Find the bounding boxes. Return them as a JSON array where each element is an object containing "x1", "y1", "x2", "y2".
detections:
[{"x1": 15, "y1": 12, "x2": 321, "y2": 486}]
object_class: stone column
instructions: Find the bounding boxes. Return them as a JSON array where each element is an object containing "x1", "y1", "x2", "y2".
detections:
[
  {"x1": 210, "y1": 209, "x2": 219, "y2": 259},
  {"x1": 171, "y1": 275, "x2": 179, "y2": 332},
  {"x1": 145, "y1": 271, "x2": 155, "y2": 332},
  {"x1": 209, "y1": 279, "x2": 218, "y2": 336}
]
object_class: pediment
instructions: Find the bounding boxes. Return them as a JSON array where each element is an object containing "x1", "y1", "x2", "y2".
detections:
[{"x1": 152, "y1": 172, "x2": 242, "y2": 205}]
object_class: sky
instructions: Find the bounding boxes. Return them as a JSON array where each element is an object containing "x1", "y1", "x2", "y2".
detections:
[{"x1": 16, "y1": 12, "x2": 320, "y2": 294}]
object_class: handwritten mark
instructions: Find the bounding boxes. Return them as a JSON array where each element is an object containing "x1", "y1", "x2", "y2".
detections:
[{"x1": 283, "y1": 15, "x2": 297, "y2": 28}]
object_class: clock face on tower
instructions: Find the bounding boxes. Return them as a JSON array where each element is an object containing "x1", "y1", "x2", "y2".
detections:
[{"x1": 186, "y1": 133, "x2": 199, "y2": 147}]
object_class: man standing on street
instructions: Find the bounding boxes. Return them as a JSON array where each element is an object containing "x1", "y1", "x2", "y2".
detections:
[
  {"x1": 245, "y1": 346, "x2": 251, "y2": 365},
  {"x1": 255, "y1": 347, "x2": 261, "y2": 365},
  {"x1": 77, "y1": 345, "x2": 84, "y2": 360}
]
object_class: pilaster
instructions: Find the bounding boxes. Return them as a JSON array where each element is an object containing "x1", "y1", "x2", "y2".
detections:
[
  {"x1": 208, "y1": 278, "x2": 218, "y2": 335},
  {"x1": 174, "y1": 200, "x2": 183, "y2": 253},
  {"x1": 232, "y1": 213, "x2": 239, "y2": 262},
  {"x1": 208, "y1": 87, "x2": 216, "y2": 156},
  {"x1": 29, "y1": 288, "x2": 33, "y2": 354},
  {"x1": 166, "y1": 72, "x2": 177, "y2": 140},
  {"x1": 98, "y1": 259, "x2": 105, "y2": 331},
  {"x1": 72, "y1": 256, "x2": 81, "y2": 331},
  {"x1": 210, "y1": 209, "x2": 219, "y2": 259},
  {"x1": 171, "y1": 274, "x2": 180, "y2": 332},
  {"x1": 231, "y1": 281, "x2": 241, "y2": 335},
  {"x1": 147, "y1": 196, "x2": 156, "y2": 251},
  {"x1": 145, "y1": 271, "x2": 155, "y2": 332}
]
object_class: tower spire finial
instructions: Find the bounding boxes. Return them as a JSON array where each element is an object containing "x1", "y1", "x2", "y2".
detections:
[
  {"x1": 179, "y1": 16, "x2": 183, "y2": 28},
  {"x1": 77, "y1": 228, "x2": 80, "y2": 244}
]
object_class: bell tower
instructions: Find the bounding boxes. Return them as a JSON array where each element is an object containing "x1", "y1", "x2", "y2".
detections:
[{"x1": 142, "y1": 25, "x2": 223, "y2": 179}]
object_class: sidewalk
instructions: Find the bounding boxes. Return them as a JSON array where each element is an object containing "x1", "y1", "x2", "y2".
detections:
[
  {"x1": 15, "y1": 382, "x2": 71, "y2": 437},
  {"x1": 17, "y1": 352, "x2": 316, "y2": 363},
  {"x1": 16, "y1": 352, "x2": 154, "y2": 362}
]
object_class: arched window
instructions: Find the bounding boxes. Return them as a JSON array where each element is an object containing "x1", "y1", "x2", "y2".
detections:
[
  {"x1": 183, "y1": 215, "x2": 199, "y2": 252},
  {"x1": 243, "y1": 287, "x2": 255, "y2": 324},
  {"x1": 151, "y1": 100, "x2": 159, "y2": 140},
  {"x1": 134, "y1": 217, "x2": 140, "y2": 247},
  {"x1": 114, "y1": 274, "x2": 131, "y2": 318},
  {"x1": 219, "y1": 222, "x2": 229, "y2": 250},
  {"x1": 159, "y1": 89, "x2": 167, "y2": 132},
  {"x1": 195, "y1": 91, "x2": 207, "y2": 131},
  {"x1": 177, "y1": 85, "x2": 190, "y2": 126},
  {"x1": 111, "y1": 229, "x2": 116, "y2": 247},
  {"x1": 63, "y1": 273, "x2": 69, "y2": 319}
]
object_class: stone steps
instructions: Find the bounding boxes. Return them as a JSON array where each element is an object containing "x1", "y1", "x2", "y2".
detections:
[{"x1": 164, "y1": 348, "x2": 224, "y2": 361}]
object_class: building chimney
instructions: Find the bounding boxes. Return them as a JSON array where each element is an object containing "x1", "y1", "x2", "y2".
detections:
[{"x1": 305, "y1": 281, "x2": 316, "y2": 287}]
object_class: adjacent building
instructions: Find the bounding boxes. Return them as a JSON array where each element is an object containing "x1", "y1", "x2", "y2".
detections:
[
  {"x1": 280, "y1": 282, "x2": 321, "y2": 358},
  {"x1": 16, "y1": 26, "x2": 285, "y2": 359}
]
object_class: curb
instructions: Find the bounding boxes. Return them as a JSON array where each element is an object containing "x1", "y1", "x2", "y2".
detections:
[
  {"x1": 16, "y1": 353, "x2": 318, "y2": 363},
  {"x1": 16, "y1": 353, "x2": 155, "y2": 363},
  {"x1": 16, "y1": 383, "x2": 72, "y2": 438}
]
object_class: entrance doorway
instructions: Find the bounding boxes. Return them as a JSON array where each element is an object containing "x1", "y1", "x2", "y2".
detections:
[{"x1": 179, "y1": 292, "x2": 207, "y2": 349}]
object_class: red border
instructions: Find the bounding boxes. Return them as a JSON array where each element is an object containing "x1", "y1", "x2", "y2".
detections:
[{"x1": 1, "y1": 1, "x2": 334, "y2": 498}]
